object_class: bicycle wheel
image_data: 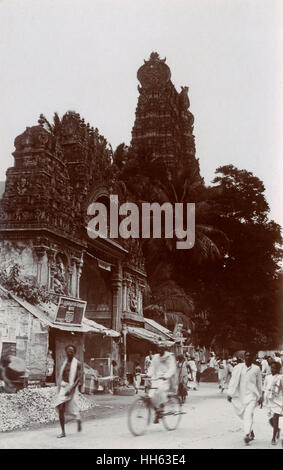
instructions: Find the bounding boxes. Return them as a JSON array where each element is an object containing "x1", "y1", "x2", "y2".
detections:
[
  {"x1": 128, "y1": 397, "x2": 151, "y2": 436},
  {"x1": 162, "y1": 395, "x2": 182, "y2": 431}
]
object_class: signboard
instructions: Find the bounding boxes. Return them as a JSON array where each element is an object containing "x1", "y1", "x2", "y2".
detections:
[
  {"x1": 54, "y1": 297, "x2": 87, "y2": 326},
  {"x1": 28, "y1": 380, "x2": 42, "y2": 389}
]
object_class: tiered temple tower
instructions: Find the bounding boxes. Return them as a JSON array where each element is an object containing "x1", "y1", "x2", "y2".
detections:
[
  {"x1": 131, "y1": 52, "x2": 196, "y2": 167},
  {"x1": 0, "y1": 111, "x2": 147, "y2": 374}
]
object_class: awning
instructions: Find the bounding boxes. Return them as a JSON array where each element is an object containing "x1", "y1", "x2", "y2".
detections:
[
  {"x1": 143, "y1": 317, "x2": 174, "y2": 339},
  {"x1": 127, "y1": 326, "x2": 174, "y2": 347},
  {"x1": 83, "y1": 318, "x2": 120, "y2": 337},
  {"x1": 2, "y1": 286, "x2": 120, "y2": 337}
]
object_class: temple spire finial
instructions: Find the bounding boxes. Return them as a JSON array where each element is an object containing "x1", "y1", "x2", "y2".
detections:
[{"x1": 144, "y1": 52, "x2": 166, "y2": 64}]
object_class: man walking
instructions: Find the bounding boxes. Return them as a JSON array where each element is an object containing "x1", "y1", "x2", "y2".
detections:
[
  {"x1": 54, "y1": 345, "x2": 82, "y2": 438},
  {"x1": 217, "y1": 356, "x2": 228, "y2": 392},
  {"x1": 187, "y1": 356, "x2": 198, "y2": 391},
  {"x1": 227, "y1": 351, "x2": 263, "y2": 445},
  {"x1": 261, "y1": 355, "x2": 271, "y2": 382}
]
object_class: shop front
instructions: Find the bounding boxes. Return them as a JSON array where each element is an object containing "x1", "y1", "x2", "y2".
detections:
[
  {"x1": 0, "y1": 284, "x2": 120, "y2": 389},
  {"x1": 122, "y1": 324, "x2": 175, "y2": 384}
]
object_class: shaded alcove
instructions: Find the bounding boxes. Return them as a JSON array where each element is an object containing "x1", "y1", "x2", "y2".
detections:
[{"x1": 80, "y1": 255, "x2": 113, "y2": 328}]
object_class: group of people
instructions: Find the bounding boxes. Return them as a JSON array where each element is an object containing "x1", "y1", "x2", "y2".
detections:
[
  {"x1": 209, "y1": 353, "x2": 240, "y2": 392},
  {"x1": 199, "y1": 349, "x2": 283, "y2": 446},
  {"x1": 133, "y1": 350, "x2": 201, "y2": 397},
  {"x1": 225, "y1": 351, "x2": 283, "y2": 446},
  {"x1": 2, "y1": 342, "x2": 283, "y2": 446},
  {"x1": 51, "y1": 345, "x2": 283, "y2": 445},
  {"x1": 176, "y1": 353, "x2": 201, "y2": 393},
  {"x1": 132, "y1": 347, "x2": 202, "y2": 422}
]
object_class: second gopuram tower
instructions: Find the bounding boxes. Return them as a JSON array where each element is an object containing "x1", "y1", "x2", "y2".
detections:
[{"x1": 131, "y1": 52, "x2": 197, "y2": 168}]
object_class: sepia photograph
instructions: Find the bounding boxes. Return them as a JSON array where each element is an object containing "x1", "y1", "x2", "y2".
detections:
[{"x1": 0, "y1": 0, "x2": 282, "y2": 455}]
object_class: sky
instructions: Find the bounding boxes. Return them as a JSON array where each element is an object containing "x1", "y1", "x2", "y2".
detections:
[{"x1": 1, "y1": 0, "x2": 283, "y2": 228}]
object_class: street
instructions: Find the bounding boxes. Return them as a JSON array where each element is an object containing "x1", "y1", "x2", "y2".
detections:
[{"x1": 0, "y1": 383, "x2": 281, "y2": 449}]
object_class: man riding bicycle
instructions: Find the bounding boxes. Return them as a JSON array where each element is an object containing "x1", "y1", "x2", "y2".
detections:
[{"x1": 147, "y1": 344, "x2": 177, "y2": 423}]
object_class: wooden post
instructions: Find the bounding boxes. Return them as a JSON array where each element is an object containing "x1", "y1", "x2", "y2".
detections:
[{"x1": 122, "y1": 325, "x2": 128, "y2": 385}]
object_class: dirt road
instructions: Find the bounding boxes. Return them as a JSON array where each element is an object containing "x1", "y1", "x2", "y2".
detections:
[{"x1": 0, "y1": 383, "x2": 281, "y2": 449}]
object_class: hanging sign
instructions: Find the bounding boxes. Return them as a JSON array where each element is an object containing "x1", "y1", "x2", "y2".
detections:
[{"x1": 54, "y1": 297, "x2": 87, "y2": 326}]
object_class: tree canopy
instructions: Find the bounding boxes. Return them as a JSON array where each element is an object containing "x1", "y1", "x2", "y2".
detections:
[{"x1": 112, "y1": 149, "x2": 282, "y2": 350}]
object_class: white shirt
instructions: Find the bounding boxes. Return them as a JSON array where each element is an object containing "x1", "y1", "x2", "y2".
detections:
[
  {"x1": 144, "y1": 355, "x2": 153, "y2": 372},
  {"x1": 188, "y1": 360, "x2": 197, "y2": 372},
  {"x1": 147, "y1": 352, "x2": 177, "y2": 380},
  {"x1": 239, "y1": 364, "x2": 261, "y2": 404},
  {"x1": 209, "y1": 357, "x2": 217, "y2": 368},
  {"x1": 261, "y1": 359, "x2": 271, "y2": 375},
  {"x1": 263, "y1": 374, "x2": 275, "y2": 395},
  {"x1": 263, "y1": 373, "x2": 283, "y2": 410}
]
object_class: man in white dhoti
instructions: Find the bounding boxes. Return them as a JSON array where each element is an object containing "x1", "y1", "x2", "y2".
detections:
[
  {"x1": 54, "y1": 345, "x2": 82, "y2": 438},
  {"x1": 147, "y1": 345, "x2": 177, "y2": 423},
  {"x1": 227, "y1": 351, "x2": 263, "y2": 445}
]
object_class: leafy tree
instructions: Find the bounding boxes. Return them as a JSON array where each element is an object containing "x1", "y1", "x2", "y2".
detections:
[
  {"x1": 195, "y1": 165, "x2": 282, "y2": 350},
  {"x1": 212, "y1": 164, "x2": 269, "y2": 223}
]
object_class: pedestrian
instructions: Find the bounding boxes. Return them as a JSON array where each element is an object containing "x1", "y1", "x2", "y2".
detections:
[
  {"x1": 262, "y1": 361, "x2": 283, "y2": 446},
  {"x1": 109, "y1": 360, "x2": 119, "y2": 394},
  {"x1": 273, "y1": 352, "x2": 282, "y2": 370},
  {"x1": 176, "y1": 354, "x2": 189, "y2": 403},
  {"x1": 196, "y1": 360, "x2": 201, "y2": 387},
  {"x1": 227, "y1": 351, "x2": 263, "y2": 445},
  {"x1": 254, "y1": 355, "x2": 262, "y2": 369},
  {"x1": 194, "y1": 347, "x2": 200, "y2": 363},
  {"x1": 133, "y1": 361, "x2": 142, "y2": 393},
  {"x1": 187, "y1": 356, "x2": 198, "y2": 390},
  {"x1": 0, "y1": 356, "x2": 26, "y2": 392},
  {"x1": 261, "y1": 355, "x2": 271, "y2": 382},
  {"x1": 217, "y1": 356, "x2": 228, "y2": 392},
  {"x1": 144, "y1": 350, "x2": 153, "y2": 374},
  {"x1": 209, "y1": 352, "x2": 217, "y2": 369},
  {"x1": 225, "y1": 358, "x2": 234, "y2": 388},
  {"x1": 54, "y1": 345, "x2": 82, "y2": 438}
]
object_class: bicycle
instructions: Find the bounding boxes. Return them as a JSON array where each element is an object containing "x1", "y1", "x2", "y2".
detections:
[{"x1": 128, "y1": 377, "x2": 185, "y2": 436}]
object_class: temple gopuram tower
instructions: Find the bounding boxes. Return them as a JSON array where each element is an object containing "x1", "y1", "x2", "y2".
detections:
[{"x1": 131, "y1": 52, "x2": 197, "y2": 168}]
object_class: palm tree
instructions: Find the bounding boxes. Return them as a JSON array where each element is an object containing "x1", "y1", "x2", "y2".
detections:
[
  {"x1": 38, "y1": 112, "x2": 63, "y2": 138},
  {"x1": 121, "y1": 151, "x2": 228, "y2": 275},
  {"x1": 114, "y1": 146, "x2": 229, "y2": 331}
]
